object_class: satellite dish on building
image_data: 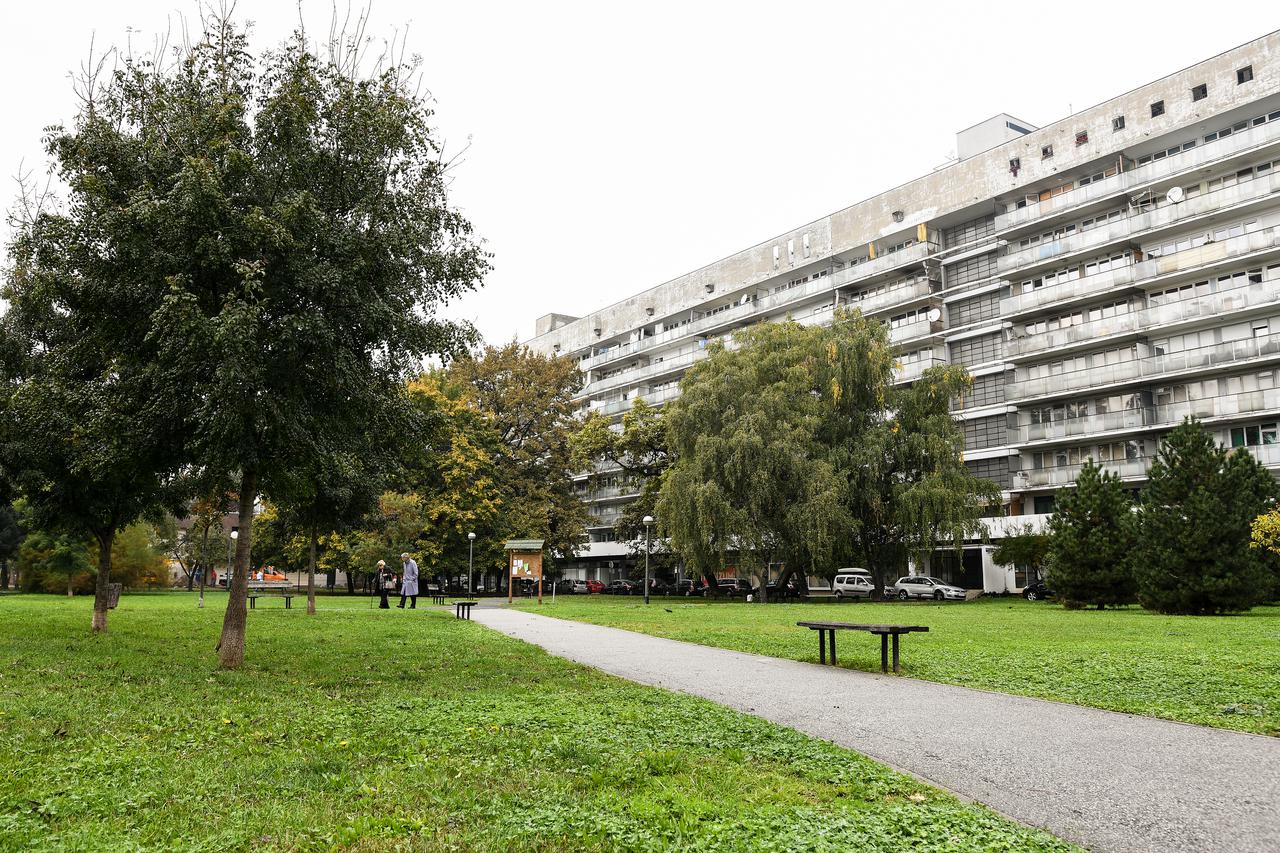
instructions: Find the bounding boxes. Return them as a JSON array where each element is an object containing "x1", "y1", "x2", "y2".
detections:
[
  {"x1": 926, "y1": 307, "x2": 943, "y2": 323},
  {"x1": 1166, "y1": 185, "x2": 1185, "y2": 204}
]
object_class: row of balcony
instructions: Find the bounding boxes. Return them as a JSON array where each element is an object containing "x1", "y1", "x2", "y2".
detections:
[
  {"x1": 994, "y1": 117, "x2": 1280, "y2": 233},
  {"x1": 1015, "y1": 387, "x2": 1280, "y2": 445},
  {"x1": 1015, "y1": 442, "x2": 1280, "y2": 489},
  {"x1": 996, "y1": 171, "x2": 1280, "y2": 279},
  {"x1": 1005, "y1": 277, "x2": 1280, "y2": 360},
  {"x1": 999, "y1": 225, "x2": 1280, "y2": 318},
  {"x1": 1008, "y1": 332, "x2": 1280, "y2": 401},
  {"x1": 581, "y1": 242, "x2": 940, "y2": 373}
]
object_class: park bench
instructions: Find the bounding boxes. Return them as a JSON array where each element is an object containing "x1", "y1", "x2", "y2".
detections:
[
  {"x1": 247, "y1": 590, "x2": 295, "y2": 610},
  {"x1": 454, "y1": 601, "x2": 477, "y2": 620},
  {"x1": 796, "y1": 621, "x2": 929, "y2": 673},
  {"x1": 431, "y1": 594, "x2": 447, "y2": 605}
]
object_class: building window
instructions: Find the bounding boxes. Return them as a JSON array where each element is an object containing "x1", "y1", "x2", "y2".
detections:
[
  {"x1": 1151, "y1": 100, "x2": 1165, "y2": 117},
  {"x1": 1041, "y1": 144, "x2": 1054, "y2": 159},
  {"x1": 1230, "y1": 422, "x2": 1279, "y2": 448},
  {"x1": 1112, "y1": 115, "x2": 1125, "y2": 132},
  {"x1": 1238, "y1": 65, "x2": 1254, "y2": 85},
  {"x1": 1075, "y1": 131, "x2": 1089, "y2": 146},
  {"x1": 1009, "y1": 156, "x2": 1021, "y2": 176},
  {"x1": 949, "y1": 332, "x2": 1003, "y2": 367},
  {"x1": 1032, "y1": 495, "x2": 1056, "y2": 514},
  {"x1": 963, "y1": 415, "x2": 1008, "y2": 450},
  {"x1": 1191, "y1": 83, "x2": 1208, "y2": 102}
]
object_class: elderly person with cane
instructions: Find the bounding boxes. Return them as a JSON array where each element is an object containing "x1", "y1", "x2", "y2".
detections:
[
  {"x1": 375, "y1": 560, "x2": 395, "y2": 609},
  {"x1": 398, "y1": 552, "x2": 419, "y2": 609}
]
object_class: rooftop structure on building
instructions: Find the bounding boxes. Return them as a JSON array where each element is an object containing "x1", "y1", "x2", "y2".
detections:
[{"x1": 524, "y1": 32, "x2": 1280, "y2": 592}]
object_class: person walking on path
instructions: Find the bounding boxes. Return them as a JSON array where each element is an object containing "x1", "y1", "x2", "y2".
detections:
[
  {"x1": 376, "y1": 560, "x2": 395, "y2": 609},
  {"x1": 399, "y1": 553, "x2": 419, "y2": 609}
]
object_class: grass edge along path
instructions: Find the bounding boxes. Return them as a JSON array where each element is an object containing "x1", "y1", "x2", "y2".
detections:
[
  {"x1": 0, "y1": 594, "x2": 1075, "y2": 852},
  {"x1": 513, "y1": 596, "x2": 1280, "y2": 736}
]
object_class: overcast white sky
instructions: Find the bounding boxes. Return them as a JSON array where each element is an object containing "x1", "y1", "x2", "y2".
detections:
[{"x1": 1, "y1": 2, "x2": 1274, "y2": 344}]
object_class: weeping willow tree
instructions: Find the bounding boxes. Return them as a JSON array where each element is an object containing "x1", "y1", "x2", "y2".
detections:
[{"x1": 658, "y1": 309, "x2": 998, "y2": 600}]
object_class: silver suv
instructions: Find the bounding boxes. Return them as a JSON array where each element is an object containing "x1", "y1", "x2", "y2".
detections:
[
  {"x1": 833, "y1": 573, "x2": 873, "y2": 598},
  {"x1": 892, "y1": 576, "x2": 966, "y2": 601}
]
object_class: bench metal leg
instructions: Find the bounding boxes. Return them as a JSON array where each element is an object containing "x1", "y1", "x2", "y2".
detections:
[
  {"x1": 892, "y1": 633, "x2": 900, "y2": 673},
  {"x1": 880, "y1": 633, "x2": 889, "y2": 673},
  {"x1": 818, "y1": 631, "x2": 826, "y2": 664},
  {"x1": 284, "y1": 597, "x2": 291, "y2": 610},
  {"x1": 829, "y1": 630, "x2": 837, "y2": 666},
  {"x1": 249, "y1": 597, "x2": 256, "y2": 610}
]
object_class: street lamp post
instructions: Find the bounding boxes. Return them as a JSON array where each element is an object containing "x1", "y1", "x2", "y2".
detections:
[
  {"x1": 643, "y1": 515, "x2": 654, "y2": 605},
  {"x1": 467, "y1": 532, "x2": 476, "y2": 596}
]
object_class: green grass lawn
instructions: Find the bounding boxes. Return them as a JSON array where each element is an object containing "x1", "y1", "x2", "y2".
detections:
[
  {"x1": 0, "y1": 593, "x2": 1073, "y2": 852},
  {"x1": 514, "y1": 595, "x2": 1280, "y2": 735}
]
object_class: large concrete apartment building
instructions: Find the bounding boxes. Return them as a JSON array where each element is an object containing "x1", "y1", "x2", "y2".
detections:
[{"x1": 525, "y1": 32, "x2": 1280, "y2": 592}]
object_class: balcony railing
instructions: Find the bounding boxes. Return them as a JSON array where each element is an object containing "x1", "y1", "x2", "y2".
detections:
[
  {"x1": 895, "y1": 355, "x2": 947, "y2": 384},
  {"x1": 994, "y1": 118, "x2": 1280, "y2": 232},
  {"x1": 1009, "y1": 333, "x2": 1280, "y2": 400},
  {"x1": 1006, "y1": 278, "x2": 1280, "y2": 360},
  {"x1": 592, "y1": 384, "x2": 683, "y2": 416},
  {"x1": 1015, "y1": 406, "x2": 1154, "y2": 445},
  {"x1": 843, "y1": 276, "x2": 940, "y2": 316},
  {"x1": 1017, "y1": 455, "x2": 1153, "y2": 489},
  {"x1": 889, "y1": 317, "x2": 945, "y2": 346},
  {"x1": 999, "y1": 265, "x2": 1137, "y2": 318},
  {"x1": 1134, "y1": 226, "x2": 1280, "y2": 283},
  {"x1": 999, "y1": 219, "x2": 1136, "y2": 275}
]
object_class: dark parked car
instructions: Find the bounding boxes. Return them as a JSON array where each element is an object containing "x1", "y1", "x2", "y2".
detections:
[
  {"x1": 1022, "y1": 579, "x2": 1053, "y2": 601},
  {"x1": 706, "y1": 578, "x2": 751, "y2": 598},
  {"x1": 606, "y1": 579, "x2": 640, "y2": 595}
]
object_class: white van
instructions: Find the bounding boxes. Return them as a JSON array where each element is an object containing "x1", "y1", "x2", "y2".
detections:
[{"x1": 833, "y1": 570, "x2": 874, "y2": 599}]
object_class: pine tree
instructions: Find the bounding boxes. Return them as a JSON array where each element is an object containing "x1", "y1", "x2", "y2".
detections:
[
  {"x1": 1046, "y1": 460, "x2": 1136, "y2": 608},
  {"x1": 1135, "y1": 419, "x2": 1279, "y2": 614}
]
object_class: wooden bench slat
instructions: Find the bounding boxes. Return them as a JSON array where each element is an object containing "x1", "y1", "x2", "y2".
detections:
[{"x1": 796, "y1": 621, "x2": 928, "y2": 632}]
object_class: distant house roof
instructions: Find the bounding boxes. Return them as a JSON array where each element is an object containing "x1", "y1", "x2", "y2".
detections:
[{"x1": 504, "y1": 539, "x2": 545, "y2": 551}]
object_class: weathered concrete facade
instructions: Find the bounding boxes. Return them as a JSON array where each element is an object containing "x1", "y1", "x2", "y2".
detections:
[{"x1": 526, "y1": 32, "x2": 1280, "y2": 590}]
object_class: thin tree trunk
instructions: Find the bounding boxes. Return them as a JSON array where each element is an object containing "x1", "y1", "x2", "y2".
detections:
[
  {"x1": 307, "y1": 524, "x2": 317, "y2": 615},
  {"x1": 0, "y1": 559, "x2": 8, "y2": 591},
  {"x1": 217, "y1": 470, "x2": 257, "y2": 669},
  {"x1": 197, "y1": 561, "x2": 206, "y2": 609},
  {"x1": 92, "y1": 533, "x2": 114, "y2": 632},
  {"x1": 67, "y1": 575, "x2": 74, "y2": 597}
]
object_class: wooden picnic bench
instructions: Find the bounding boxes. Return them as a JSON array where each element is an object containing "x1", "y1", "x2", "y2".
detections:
[
  {"x1": 247, "y1": 592, "x2": 294, "y2": 610},
  {"x1": 796, "y1": 621, "x2": 929, "y2": 673},
  {"x1": 455, "y1": 601, "x2": 478, "y2": 620}
]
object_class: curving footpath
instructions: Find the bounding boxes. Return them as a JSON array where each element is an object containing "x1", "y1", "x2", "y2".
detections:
[{"x1": 472, "y1": 606, "x2": 1280, "y2": 853}]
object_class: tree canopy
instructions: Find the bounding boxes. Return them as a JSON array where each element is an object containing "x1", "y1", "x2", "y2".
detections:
[
  {"x1": 3, "y1": 11, "x2": 489, "y2": 664},
  {"x1": 658, "y1": 310, "x2": 997, "y2": 599}
]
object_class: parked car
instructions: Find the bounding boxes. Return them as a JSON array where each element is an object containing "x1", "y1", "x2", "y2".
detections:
[
  {"x1": 584, "y1": 579, "x2": 604, "y2": 594},
  {"x1": 1022, "y1": 579, "x2": 1053, "y2": 601},
  {"x1": 675, "y1": 579, "x2": 698, "y2": 596},
  {"x1": 569, "y1": 580, "x2": 589, "y2": 594},
  {"x1": 892, "y1": 576, "x2": 966, "y2": 601},
  {"x1": 706, "y1": 578, "x2": 751, "y2": 598},
  {"x1": 833, "y1": 573, "x2": 874, "y2": 599},
  {"x1": 606, "y1": 579, "x2": 640, "y2": 595},
  {"x1": 646, "y1": 578, "x2": 672, "y2": 595}
]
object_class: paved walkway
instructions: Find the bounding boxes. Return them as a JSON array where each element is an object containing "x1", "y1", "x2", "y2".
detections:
[{"x1": 472, "y1": 607, "x2": 1280, "y2": 853}]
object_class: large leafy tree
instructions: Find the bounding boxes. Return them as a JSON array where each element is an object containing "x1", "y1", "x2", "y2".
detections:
[
  {"x1": 447, "y1": 343, "x2": 588, "y2": 574},
  {"x1": 8, "y1": 14, "x2": 488, "y2": 665},
  {"x1": 1045, "y1": 460, "x2": 1136, "y2": 609},
  {"x1": 1136, "y1": 419, "x2": 1278, "y2": 614},
  {"x1": 659, "y1": 310, "x2": 996, "y2": 601}
]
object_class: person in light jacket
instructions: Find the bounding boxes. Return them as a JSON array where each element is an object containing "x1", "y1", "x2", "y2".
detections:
[{"x1": 399, "y1": 552, "x2": 419, "y2": 609}]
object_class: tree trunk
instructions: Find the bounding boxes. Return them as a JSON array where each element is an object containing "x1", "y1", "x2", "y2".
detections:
[
  {"x1": 307, "y1": 524, "x2": 317, "y2": 615},
  {"x1": 346, "y1": 569, "x2": 355, "y2": 594},
  {"x1": 197, "y1": 561, "x2": 206, "y2": 609},
  {"x1": 67, "y1": 574, "x2": 74, "y2": 597},
  {"x1": 92, "y1": 533, "x2": 114, "y2": 632},
  {"x1": 217, "y1": 470, "x2": 257, "y2": 669},
  {"x1": 0, "y1": 558, "x2": 8, "y2": 591}
]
